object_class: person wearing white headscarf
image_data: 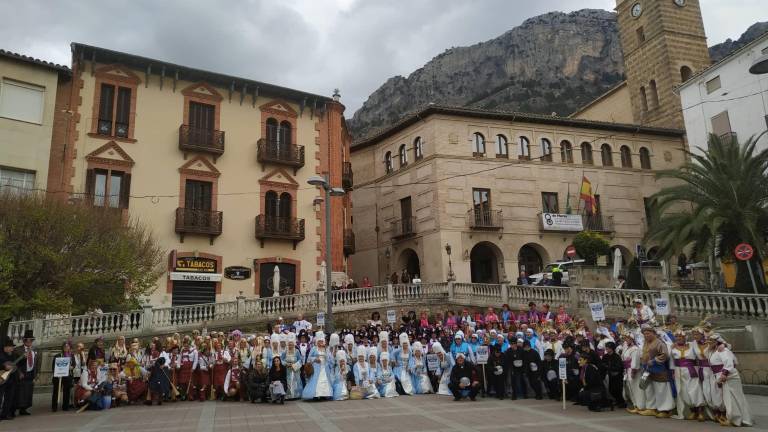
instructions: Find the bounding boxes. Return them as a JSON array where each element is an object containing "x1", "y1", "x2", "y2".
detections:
[
  {"x1": 354, "y1": 345, "x2": 379, "y2": 399},
  {"x1": 393, "y1": 333, "x2": 414, "y2": 395},
  {"x1": 301, "y1": 331, "x2": 333, "y2": 400},
  {"x1": 331, "y1": 350, "x2": 350, "y2": 401},
  {"x1": 621, "y1": 332, "x2": 645, "y2": 414},
  {"x1": 632, "y1": 298, "x2": 655, "y2": 325},
  {"x1": 377, "y1": 352, "x2": 398, "y2": 398},
  {"x1": 670, "y1": 329, "x2": 705, "y2": 421},
  {"x1": 265, "y1": 333, "x2": 281, "y2": 367},
  {"x1": 431, "y1": 342, "x2": 454, "y2": 396},
  {"x1": 409, "y1": 341, "x2": 433, "y2": 394},
  {"x1": 343, "y1": 334, "x2": 356, "y2": 364},
  {"x1": 280, "y1": 332, "x2": 303, "y2": 400},
  {"x1": 708, "y1": 334, "x2": 752, "y2": 427}
]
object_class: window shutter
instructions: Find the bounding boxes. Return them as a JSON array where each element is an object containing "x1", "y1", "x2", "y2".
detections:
[
  {"x1": 85, "y1": 169, "x2": 95, "y2": 204},
  {"x1": 119, "y1": 173, "x2": 131, "y2": 209},
  {"x1": 711, "y1": 111, "x2": 732, "y2": 138}
]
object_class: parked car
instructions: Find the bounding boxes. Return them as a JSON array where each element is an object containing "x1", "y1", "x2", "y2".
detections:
[{"x1": 528, "y1": 259, "x2": 585, "y2": 285}]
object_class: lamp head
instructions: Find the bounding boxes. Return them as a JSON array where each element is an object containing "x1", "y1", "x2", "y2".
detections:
[
  {"x1": 307, "y1": 176, "x2": 327, "y2": 187},
  {"x1": 749, "y1": 53, "x2": 768, "y2": 75},
  {"x1": 445, "y1": 244, "x2": 452, "y2": 255},
  {"x1": 329, "y1": 187, "x2": 346, "y2": 197}
]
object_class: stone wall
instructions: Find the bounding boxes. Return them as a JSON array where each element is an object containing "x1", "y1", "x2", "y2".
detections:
[{"x1": 571, "y1": 265, "x2": 665, "y2": 289}]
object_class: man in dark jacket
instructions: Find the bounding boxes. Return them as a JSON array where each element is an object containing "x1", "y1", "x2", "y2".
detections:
[
  {"x1": 540, "y1": 349, "x2": 560, "y2": 400},
  {"x1": 504, "y1": 340, "x2": 525, "y2": 399},
  {"x1": 0, "y1": 338, "x2": 19, "y2": 421},
  {"x1": 449, "y1": 353, "x2": 480, "y2": 401},
  {"x1": 487, "y1": 347, "x2": 507, "y2": 399},
  {"x1": 13, "y1": 330, "x2": 40, "y2": 416},
  {"x1": 601, "y1": 342, "x2": 625, "y2": 408},
  {"x1": 522, "y1": 341, "x2": 543, "y2": 400},
  {"x1": 560, "y1": 342, "x2": 581, "y2": 401}
]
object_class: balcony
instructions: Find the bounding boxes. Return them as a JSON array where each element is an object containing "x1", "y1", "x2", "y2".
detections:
[
  {"x1": 175, "y1": 208, "x2": 223, "y2": 245},
  {"x1": 342, "y1": 161, "x2": 353, "y2": 190},
  {"x1": 256, "y1": 139, "x2": 305, "y2": 173},
  {"x1": 467, "y1": 209, "x2": 503, "y2": 230},
  {"x1": 255, "y1": 215, "x2": 305, "y2": 249},
  {"x1": 178, "y1": 125, "x2": 225, "y2": 159},
  {"x1": 391, "y1": 216, "x2": 416, "y2": 240},
  {"x1": 343, "y1": 228, "x2": 355, "y2": 256},
  {"x1": 582, "y1": 214, "x2": 615, "y2": 233}
]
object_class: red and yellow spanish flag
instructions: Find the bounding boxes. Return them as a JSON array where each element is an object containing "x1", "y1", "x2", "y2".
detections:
[{"x1": 580, "y1": 176, "x2": 597, "y2": 215}]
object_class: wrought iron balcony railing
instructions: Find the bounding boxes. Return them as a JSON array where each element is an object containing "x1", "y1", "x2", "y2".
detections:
[
  {"x1": 342, "y1": 161, "x2": 353, "y2": 190},
  {"x1": 178, "y1": 125, "x2": 225, "y2": 156},
  {"x1": 467, "y1": 209, "x2": 503, "y2": 230},
  {"x1": 343, "y1": 228, "x2": 355, "y2": 256},
  {"x1": 256, "y1": 139, "x2": 305, "y2": 171},
  {"x1": 175, "y1": 208, "x2": 223, "y2": 244},
  {"x1": 255, "y1": 215, "x2": 305, "y2": 248},
  {"x1": 391, "y1": 216, "x2": 416, "y2": 240}
]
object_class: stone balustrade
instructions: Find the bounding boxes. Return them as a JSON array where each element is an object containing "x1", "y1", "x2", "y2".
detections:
[{"x1": 8, "y1": 282, "x2": 768, "y2": 347}]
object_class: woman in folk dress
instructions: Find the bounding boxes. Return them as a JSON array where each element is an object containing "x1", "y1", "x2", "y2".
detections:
[
  {"x1": 280, "y1": 332, "x2": 303, "y2": 400},
  {"x1": 670, "y1": 330, "x2": 705, "y2": 421},
  {"x1": 377, "y1": 352, "x2": 399, "y2": 398},
  {"x1": 409, "y1": 342, "x2": 433, "y2": 394},
  {"x1": 621, "y1": 332, "x2": 645, "y2": 414},
  {"x1": 301, "y1": 331, "x2": 334, "y2": 400},
  {"x1": 393, "y1": 333, "x2": 414, "y2": 395},
  {"x1": 432, "y1": 342, "x2": 454, "y2": 396},
  {"x1": 708, "y1": 334, "x2": 752, "y2": 427}
]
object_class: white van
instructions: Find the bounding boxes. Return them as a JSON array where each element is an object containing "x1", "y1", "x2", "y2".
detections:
[{"x1": 528, "y1": 260, "x2": 585, "y2": 285}]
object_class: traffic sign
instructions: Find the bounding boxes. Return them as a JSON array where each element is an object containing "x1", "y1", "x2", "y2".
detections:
[
  {"x1": 565, "y1": 245, "x2": 577, "y2": 258},
  {"x1": 735, "y1": 243, "x2": 754, "y2": 261}
]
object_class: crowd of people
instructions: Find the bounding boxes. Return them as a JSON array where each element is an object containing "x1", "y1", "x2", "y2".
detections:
[{"x1": 0, "y1": 300, "x2": 754, "y2": 427}]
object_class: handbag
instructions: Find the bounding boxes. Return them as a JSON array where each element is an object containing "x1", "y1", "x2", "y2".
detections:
[
  {"x1": 639, "y1": 372, "x2": 650, "y2": 390},
  {"x1": 303, "y1": 363, "x2": 314, "y2": 378}
]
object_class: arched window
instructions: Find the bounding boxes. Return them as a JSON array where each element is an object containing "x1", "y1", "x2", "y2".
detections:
[
  {"x1": 541, "y1": 138, "x2": 552, "y2": 161},
  {"x1": 496, "y1": 134, "x2": 508, "y2": 157},
  {"x1": 265, "y1": 190, "x2": 278, "y2": 219},
  {"x1": 680, "y1": 66, "x2": 693, "y2": 82},
  {"x1": 473, "y1": 132, "x2": 485, "y2": 156},
  {"x1": 518, "y1": 136, "x2": 530, "y2": 159},
  {"x1": 601, "y1": 144, "x2": 613, "y2": 167},
  {"x1": 640, "y1": 87, "x2": 649, "y2": 112},
  {"x1": 384, "y1": 151, "x2": 393, "y2": 174},
  {"x1": 581, "y1": 142, "x2": 593, "y2": 164},
  {"x1": 560, "y1": 140, "x2": 573, "y2": 163},
  {"x1": 414, "y1": 137, "x2": 423, "y2": 160},
  {"x1": 279, "y1": 192, "x2": 292, "y2": 219},
  {"x1": 398, "y1": 144, "x2": 407, "y2": 167},
  {"x1": 266, "y1": 118, "x2": 279, "y2": 142},
  {"x1": 649, "y1": 80, "x2": 659, "y2": 109},
  {"x1": 278, "y1": 121, "x2": 292, "y2": 147},
  {"x1": 620, "y1": 145, "x2": 633, "y2": 168},
  {"x1": 639, "y1": 147, "x2": 652, "y2": 169}
]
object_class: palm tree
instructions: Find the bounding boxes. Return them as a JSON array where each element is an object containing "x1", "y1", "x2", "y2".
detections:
[{"x1": 646, "y1": 134, "x2": 768, "y2": 293}]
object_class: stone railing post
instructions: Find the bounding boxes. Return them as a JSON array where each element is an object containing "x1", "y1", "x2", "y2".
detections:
[
  {"x1": 387, "y1": 283, "x2": 394, "y2": 303},
  {"x1": 236, "y1": 294, "x2": 246, "y2": 320},
  {"x1": 500, "y1": 282, "x2": 509, "y2": 305},
  {"x1": 317, "y1": 290, "x2": 326, "y2": 314},
  {"x1": 568, "y1": 269, "x2": 580, "y2": 311},
  {"x1": 141, "y1": 304, "x2": 154, "y2": 331},
  {"x1": 33, "y1": 318, "x2": 44, "y2": 344},
  {"x1": 447, "y1": 280, "x2": 455, "y2": 302}
]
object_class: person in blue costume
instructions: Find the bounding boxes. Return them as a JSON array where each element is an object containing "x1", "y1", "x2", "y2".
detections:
[
  {"x1": 393, "y1": 333, "x2": 414, "y2": 395},
  {"x1": 450, "y1": 331, "x2": 475, "y2": 364},
  {"x1": 492, "y1": 333, "x2": 510, "y2": 353},
  {"x1": 280, "y1": 332, "x2": 303, "y2": 400},
  {"x1": 409, "y1": 341, "x2": 433, "y2": 394},
  {"x1": 354, "y1": 346, "x2": 379, "y2": 399},
  {"x1": 468, "y1": 333, "x2": 481, "y2": 354},
  {"x1": 343, "y1": 334, "x2": 356, "y2": 365},
  {"x1": 377, "y1": 352, "x2": 398, "y2": 398},
  {"x1": 301, "y1": 331, "x2": 333, "y2": 400},
  {"x1": 432, "y1": 342, "x2": 455, "y2": 396},
  {"x1": 525, "y1": 328, "x2": 539, "y2": 352},
  {"x1": 331, "y1": 350, "x2": 350, "y2": 401},
  {"x1": 264, "y1": 333, "x2": 281, "y2": 367},
  {"x1": 377, "y1": 331, "x2": 393, "y2": 360}
]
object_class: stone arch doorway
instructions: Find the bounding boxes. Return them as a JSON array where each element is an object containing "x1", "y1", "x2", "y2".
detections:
[
  {"x1": 518, "y1": 243, "x2": 547, "y2": 275},
  {"x1": 397, "y1": 248, "x2": 421, "y2": 281},
  {"x1": 609, "y1": 245, "x2": 633, "y2": 266},
  {"x1": 470, "y1": 241, "x2": 504, "y2": 283}
]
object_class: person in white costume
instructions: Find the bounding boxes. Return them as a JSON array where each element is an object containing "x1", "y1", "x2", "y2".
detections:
[
  {"x1": 670, "y1": 329, "x2": 705, "y2": 421},
  {"x1": 393, "y1": 333, "x2": 414, "y2": 395},
  {"x1": 632, "y1": 298, "x2": 655, "y2": 325},
  {"x1": 708, "y1": 334, "x2": 752, "y2": 427},
  {"x1": 638, "y1": 325, "x2": 675, "y2": 418},
  {"x1": 621, "y1": 332, "x2": 645, "y2": 414},
  {"x1": 353, "y1": 345, "x2": 379, "y2": 399},
  {"x1": 377, "y1": 352, "x2": 398, "y2": 398},
  {"x1": 432, "y1": 342, "x2": 454, "y2": 396}
]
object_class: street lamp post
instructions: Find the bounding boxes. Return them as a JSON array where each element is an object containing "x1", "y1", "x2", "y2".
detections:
[
  {"x1": 445, "y1": 243, "x2": 455, "y2": 281},
  {"x1": 308, "y1": 175, "x2": 345, "y2": 333}
]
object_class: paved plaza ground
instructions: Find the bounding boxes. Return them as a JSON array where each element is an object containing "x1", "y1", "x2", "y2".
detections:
[{"x1": 1, "y1": 393, "x2": 766, "y2": 432}]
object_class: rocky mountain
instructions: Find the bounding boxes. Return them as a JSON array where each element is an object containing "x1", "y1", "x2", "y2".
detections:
[
  {"x1": 349, "y1": 10, "x2": 767, "y2": 140},
  {"x1": 709, "y1": 21, "x2": 768, "y2": 63}
]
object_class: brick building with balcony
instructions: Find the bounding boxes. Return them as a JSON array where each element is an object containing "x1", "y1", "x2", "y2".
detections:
[{"x1": 47, "y1": 43, "x2": 354, "y2": 306}]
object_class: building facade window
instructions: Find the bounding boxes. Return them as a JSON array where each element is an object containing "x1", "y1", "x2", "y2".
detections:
[
  {"x1": 620, "y1": 145, "x2": 633, "y2": 168},
  {"x1": 649, "y1": 80, "x2": 660, "y2": 109},
  {"x1": 384, "y1": 151, "x2": 393, "y2": 174},
  {"x1": 541, "y1": 192, "x2": 559, "y2": 213},
  {"x1": 86, "y1": 168, "x2": 130, "y2": 208},
  {"x1": 265, "y1": 190, "x2": 292, "y2": 220},
  {"x1": 473, "y1": 132, "x2": 485, "y2": 156},
  {"x1": 639, "y1": 147, "x2": 652, "y2": 169},
  {"x1": 581, "y1": 142, "x2": 593, "y2": 164},
  {"x1": 0, "y1": 167, "x2": 35, "y2": 194},
  {"x1": 560, "y1": 140, "x2": 573, "y2": 163},
  {"x1": 414, "y1": 136, "x2": 423, "y2": 160},
  {"x1": 495, "y1": 134, "x2": 508, "y2": 158},
  {"x1": 711, "y1": 111, "x2": 734, "y2": 140},
  {"x1": 640, "y1": 86, "x2": 649, "y2": 112},
  {"x1": 680, "y1": 66, "x2": 693, "y2": 82},
  {"x1": 184, "y1": 179, "x2": 213, "y2": 211},
  {"x1": 0, "y1": 79, "x2": 44, "y2": 124},
  {"x1": 601, "y1": 144, "x2": 613, "y2": 167},
  {"x1": 706, "y1": 76, "x2": 722, "y2": 94},
  {"x1": 518, "y1": 136, "x2": 531, "y2": 159},
  {"x1": 266, "y1": 118, "x2": 292, "y2": 148},
  {"x1": 90, "y1": 65, "x2": 140, "y2": 141},
  {"x1": 540, "y1": 138, "x2": 553, "y2": 161},
  {"x1": 398, "y1": 144, "x2": 408, "y2": 167}
]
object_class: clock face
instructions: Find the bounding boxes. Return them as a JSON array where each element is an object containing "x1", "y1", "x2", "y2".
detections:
[
  {"x1": 631, "y1": 2, "x2": 643, "y2": 17},
  {"x1": 674, "y1": 0, "x2": 686, "y2": 6}
]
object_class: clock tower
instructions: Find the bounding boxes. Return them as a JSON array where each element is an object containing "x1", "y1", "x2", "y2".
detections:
[{"x1": 616, "y1": 0, "x2": 711, "y2": 129}]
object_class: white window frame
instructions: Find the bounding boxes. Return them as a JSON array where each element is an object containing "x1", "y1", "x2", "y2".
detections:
[{"x1": 0, "y1": 78, "x2": 45, "y2": 124}]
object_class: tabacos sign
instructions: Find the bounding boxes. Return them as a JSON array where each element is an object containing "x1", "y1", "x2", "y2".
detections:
[{"x1": 174, "y1": 257, "x2": 217, "y2": 273}]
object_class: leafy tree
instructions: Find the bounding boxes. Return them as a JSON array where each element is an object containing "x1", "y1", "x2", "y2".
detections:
[
  {"x1": 573, "y1": 231, "x2": 611, "y2": 265},
  {"x1": 646, "y1": 134, "x2": 768, "y2": 293},
  {"x1": 0, "y1": 191, "x2": 166, "y2": 334}
]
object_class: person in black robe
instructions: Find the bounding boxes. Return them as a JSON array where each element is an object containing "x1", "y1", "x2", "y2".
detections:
[
  {"x1": 146, "y1": 357, "x2": 170, "y2": 406},
  {"x1": 578, "y1": 352, "x2": 610, "y2": 412},
  {"x1": 51, "y1": 342, "x2": 75, "y2": 412},
  {"x1": 268, "y1": 356, "x2": 288, "y2": 404},
  {"x1": 448, "y1": 353, "x2": 480, "y2": 401},
  {"x1": 504, "y1": 341, "x2": 525, "y2": 399},
  {"x1": 601, "y1": 341, "x2": 625, "y2": 408},
  {"x1": 560, "y1": 342, "x2": 581, "y2": 401},
  {"x1": 487, "y1": 347, "x2": 507, "y2": 399},
  {"x1": 522, "y1": 341, "x2": 543, "y2": 400},
  {"x1": 247, "y1": 361, "x2": 269, "y2": 403},
  {"x1": 0, "y1": 338, "x2": 19, "y2": 421},
  {"x1": 13, "y1": 330, "x2": 40, "y2": 416},
  {"x1": 540, "y1": 349, "x2": 560, "y2": 400}
]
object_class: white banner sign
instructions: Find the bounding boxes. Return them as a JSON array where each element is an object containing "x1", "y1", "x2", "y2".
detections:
[
  {"x1": 170, "y1": 272, "x2": 222, "y2": 282},
  {"x1": 426, "y1": 354, "x2": 439, "y2": 371},
  {"x1": 386, "y1": 310, "x2": 397, "y2": 324},
  {"x1": 53, "y1": 357, "x2": 71, "y2": 378},
  {"x1": 316, "y1": 312, "x2": 325, "y2": 327},
  {"x1": 540, "y1": 213, "x2": 584, "y2": 232},
  {"x1": 558, "y1": 357, "x2": 567, "y2": 380},
  {"x1": 475, "y1": 345, "x2": 489, "y2": 364},
  {"x1": 654, "y1": 298, "x2": 670, "y2": 316},
  {"x1": 589, "y1": 302, "x2": 606, "y2": 322}
]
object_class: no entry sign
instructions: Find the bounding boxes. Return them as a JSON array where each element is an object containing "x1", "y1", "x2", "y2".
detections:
[
  {"x1": 735, "y1": 243, "x2": 754, "y2": 261},
  {"x1": 565, "y1": 245, "x2": 577, "y2": 258}
]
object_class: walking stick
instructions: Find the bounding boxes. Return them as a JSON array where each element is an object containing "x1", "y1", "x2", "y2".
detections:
[{"x1": 57, "y1": 377, "x2": 62, "y2": 411}]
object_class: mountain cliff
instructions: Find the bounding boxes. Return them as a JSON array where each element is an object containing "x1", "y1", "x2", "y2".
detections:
[
  {"x1": 709, "y1": 21, "x2": 768, "y2": 62},
  {"x1": 349, "y1": 9, "x2": 767, "y2": 140}
]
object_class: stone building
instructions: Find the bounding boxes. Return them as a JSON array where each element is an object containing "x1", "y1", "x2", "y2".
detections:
[
  {"x1": 0, "y1": 50, "x2": 70, "y2": 194},
  {"x1": 349, "y1": 0, "x2": 714, "y2": 284},
  {"x1": 47, "y1": 44, "x2": 354, "y2": 306}
]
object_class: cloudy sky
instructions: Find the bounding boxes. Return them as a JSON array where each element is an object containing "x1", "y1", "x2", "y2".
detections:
[{"x1": 1, "y1": 0, "x2": 765, "y2": 114}]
